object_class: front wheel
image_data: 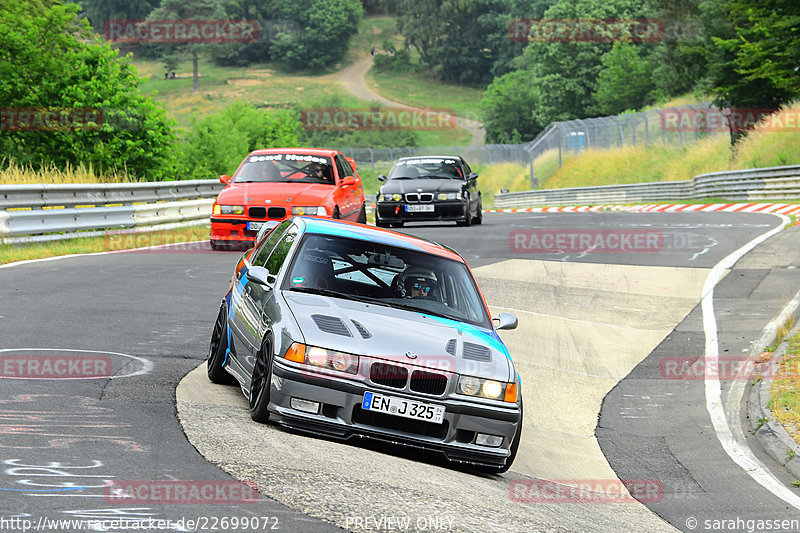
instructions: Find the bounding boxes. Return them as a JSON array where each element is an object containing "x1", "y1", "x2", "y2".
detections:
[
  {"x1": 357, "y1": 203, "x2": 367, "y2": 224},
  {"x1": 474, "y1": 198, "x2": 483, "y2": 225},
  {"x1": 208, "y1": 303, "x2": 236, "y2": 385},
  {"x1": 332, "y1": 206, "x2": 341, "y2": 219},
  {"x1": 249, "y1": 337, "x2": 273, "y2": 423}
]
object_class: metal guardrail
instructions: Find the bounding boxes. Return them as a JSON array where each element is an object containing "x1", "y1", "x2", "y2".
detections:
[
  {"x1": 493, "y1": 165, "x2": 800, "y2": 208},
  {"x1": 0, "y1": 180, "x2": 222, "y2": 242}
]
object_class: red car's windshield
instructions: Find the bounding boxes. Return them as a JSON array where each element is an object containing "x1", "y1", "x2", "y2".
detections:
[{"x1": 234, "y1": 154, "x2": 335, "y2": 185}]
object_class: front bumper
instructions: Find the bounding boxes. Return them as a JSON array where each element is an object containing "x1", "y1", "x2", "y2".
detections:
[
  {"x1": 376, "y1": 201, "x2": 468, "y2": 223},
  {"x1": 269, "y1": 359, "x2": 521, "y2": 468},
  {"x1": 210, "y1": 216, "x2": 288, "y2": 245}
]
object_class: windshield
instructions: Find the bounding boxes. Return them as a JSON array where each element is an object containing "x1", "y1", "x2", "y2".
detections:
[
  {"x1": 388, "y1": 158, "x2": 463, "y2": 180},
  {"x1": 282, "y1": 233, "x2": 491, "y2": 328},
  {"x1": 234, "y1": 153, "x2": 335, "y2": 185}
]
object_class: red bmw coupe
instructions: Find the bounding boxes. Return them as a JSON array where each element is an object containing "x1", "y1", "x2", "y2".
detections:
[{"x1": 210, "y1": 148, "x2": 366, "y2": 250}]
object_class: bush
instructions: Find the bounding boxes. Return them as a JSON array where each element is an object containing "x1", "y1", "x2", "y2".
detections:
[
  {"x1": 177, "y1": 102, "x2": 303, "y2": 179},
  {"x1": 0, "y1": 1, "x2": 177, "y2": 180}
]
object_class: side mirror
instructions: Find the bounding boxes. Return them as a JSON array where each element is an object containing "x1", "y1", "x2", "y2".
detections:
[
  {"x1": 246, "y1": 266, "x2": 276, "y2": 287},
  {"x1": 345, "y1": 157, "x2": 357, "y2": 172},
  {"x1": 341, "y1": 176, "x2": 357, "y2": 187},
  {"x1": 378, "y1": 175, "x2": 387, "y2": 182},
  {"x1": 492, "y1": 312, "x2": 518, "y2": 330},
  {"x1": 220, "y1": 174, "x2": 232, "y2": 185},
  {"x1": 468, "y1": 172, "x2": 479, "y2": 180}
]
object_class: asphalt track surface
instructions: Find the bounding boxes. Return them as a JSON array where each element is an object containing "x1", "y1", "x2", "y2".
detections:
[{"x1": 0, "y1": 211, "x2": 798, "y2": 532}]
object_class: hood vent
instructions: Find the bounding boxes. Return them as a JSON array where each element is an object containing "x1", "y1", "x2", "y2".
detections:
[
  {"x1": 462, "y1": 342, "x2": 491, "y2": 362},
  {"x1": 311, "y1": 314, "x2": 352, "y2": 337},
  {"x1": 351, "y1": 320, "x2": 372, "y2": 339},
  {"x1": 445, "y1": 339, "x2": 457, "y2": 356}
]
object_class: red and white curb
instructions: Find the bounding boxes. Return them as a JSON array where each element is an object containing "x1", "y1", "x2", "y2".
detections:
[{"x1": 486, "y1": 203, "x2": 800, "y2": 215}]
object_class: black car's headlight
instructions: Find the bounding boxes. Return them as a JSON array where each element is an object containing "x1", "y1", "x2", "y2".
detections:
[
  {"x1": 457, "y1": 375, "x2": 518, "y2": 402},
  {"x1": 436, "y1": 192, "x2": 459, "y2": 200},
  {"x1": 214, "y1": 204, "x2": 245, "y2": 215},
  {"x1": 380, "y1": 193, "x2": 402, "y2": 202},
  {"x1": 283, "y1": 343, "x2": 359, "y2": 374}
]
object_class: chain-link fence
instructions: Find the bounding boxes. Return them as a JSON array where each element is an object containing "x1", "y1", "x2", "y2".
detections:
[{"x1": 344, "y1": 102, "x2": 728, "y2": 186}]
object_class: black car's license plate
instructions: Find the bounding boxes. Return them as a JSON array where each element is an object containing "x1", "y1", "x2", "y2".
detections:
[
  {"x1": 405, "y1": 204, "x2": 435, "y2": 212},
  {"x1": 362, "y1": 391, "x2": 445, "y2": 424}
]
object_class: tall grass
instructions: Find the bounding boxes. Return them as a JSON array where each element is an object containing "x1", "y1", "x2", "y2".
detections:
[
  {"x1": 541, "y1": 100, "x2": 800, "y2": 191},
  {"x1": 0, "y1": 159, "x2": 131, "y2": 185}
]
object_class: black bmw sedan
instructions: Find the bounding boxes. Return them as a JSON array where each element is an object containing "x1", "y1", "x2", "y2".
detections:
[{"x1": 375, "y1": 156, "x2": 482, "y2": 227}]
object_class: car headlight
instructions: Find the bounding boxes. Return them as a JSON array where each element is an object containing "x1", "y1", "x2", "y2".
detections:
[
  {"x1": 379, "y1": 194, "x2": 402, "y2": 202},
  {"x1": 283, "y1": 343, "x2": 359, "y2": 374},
  {"x1": 215, "y1": 204, "x2": 244, "y2": 215},
  {"x1": 457, "y1": 375, "x2": 514, "y2": 401},
  {"x1": 437, "y1": 192, "x2": 459, "y2": 200},
  {"x1": 292, "y1": 206, "x2": 327, "y2": 216}
]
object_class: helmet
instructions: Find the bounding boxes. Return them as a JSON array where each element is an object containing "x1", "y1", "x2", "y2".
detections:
[{"x1": 395, "y1": 267, "x2": 438, "y2": 299}]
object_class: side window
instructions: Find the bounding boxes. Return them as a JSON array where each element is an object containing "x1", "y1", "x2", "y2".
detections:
[
  {"x1": 252, "y1": 220, "x2": 291, "y2": 267},
  {"x1": 462, "y1": 160, "x2": 472, "y2": 178},
  {"x1": 336, "y1": 155, "x2": 353, "y2": 177},
  {"x1": 265, "y1": 225, "x2": 299, "y2": 275}
]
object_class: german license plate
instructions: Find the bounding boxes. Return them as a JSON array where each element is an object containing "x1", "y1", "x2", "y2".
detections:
[
  {"x1": 362, "y1": 391, "x2": 445, "y2": 424},
  {"x1": 405, "y1": 204, "x2": 435, "y2": 212},
  {"x1": 247, "y1": 221, "x2": 264, "y2": 231}
]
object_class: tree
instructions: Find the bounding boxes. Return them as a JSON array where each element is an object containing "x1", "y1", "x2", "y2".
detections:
[
  {"x1": 396, "y1": 0, "x2": 516, "y2": 87},
  {"x1": 146, "y1": 0, "x2": 228, "y2": 91},
  {"x1": 593, "y1": 42, "x2": 655, "y2": 115},
  {"x1": 72, "y1": 0, "x2": 160, "y2": 33},
  {"x1": 178, "y1": 101, "x2": 302, "y2": 178},
  {"x1": 479, "y1": 69, "x2": 544, "y2": 142},
  {"x1": 514, "y1": 0, "x2": 648, "y2": 123},
  {"x1": 0, "y1": 1, "x2": 177, "y2": 179},
  {"x1": 269, "y1": 0, "x2": 362, "y2": 70}
]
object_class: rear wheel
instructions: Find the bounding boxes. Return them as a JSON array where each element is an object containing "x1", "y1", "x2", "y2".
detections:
[
  {"x1": 207, "y1": 304, "x2": 236, "y2": 384},
  {"x1": 249, "y1": 337, "x2": 273, "y2": 423}
]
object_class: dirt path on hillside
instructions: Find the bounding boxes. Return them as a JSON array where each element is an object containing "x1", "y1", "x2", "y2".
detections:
[{"x1": 335, "y1": 57, "x2": 485, "y2": 146}]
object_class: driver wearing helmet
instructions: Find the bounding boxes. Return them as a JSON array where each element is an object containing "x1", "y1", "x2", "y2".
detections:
[{"x1": 396, "y1": 267, "x2": 438, "y2": 300}]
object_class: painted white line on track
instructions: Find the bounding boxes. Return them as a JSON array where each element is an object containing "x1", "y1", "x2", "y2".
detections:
[{"x1": 702, "y1": 212, "x2": 800, "y2": 509}]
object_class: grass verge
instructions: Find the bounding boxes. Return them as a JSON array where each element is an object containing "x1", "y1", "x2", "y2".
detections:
[
  {"x1": 769, "y1": 326, "x2": 800, "y2": 446},
  {"x1": 0, "y1": 226, "x2": 213, "y2": 266}
]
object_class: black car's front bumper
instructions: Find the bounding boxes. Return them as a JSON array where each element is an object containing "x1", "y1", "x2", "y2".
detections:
[
  {"x1": 268, "y1": 359, "x2": 521, "y2": 468},
  {"x1": 376, "y1": 201, "x2": 468, "y2": 223}
]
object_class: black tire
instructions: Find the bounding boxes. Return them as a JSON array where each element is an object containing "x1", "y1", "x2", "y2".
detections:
[
  {"x1": 207, "y1": 304, "x2": 236, "y2": 385},
  {"x1": 476, "y1": 400, "x2": 522, "y2": 474},
  {"x1": 249, "y1": 337, "x2": 273, "y2": 423},
  {"x1": 332, "y1": 206, "x2": 341, "y2": 219},
  {"x1": 474, "y1": 198, "x2": 483, "y2": 225},
  {"x1": 357, "y1": 203, "x2": 367, "y2": 224}
]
